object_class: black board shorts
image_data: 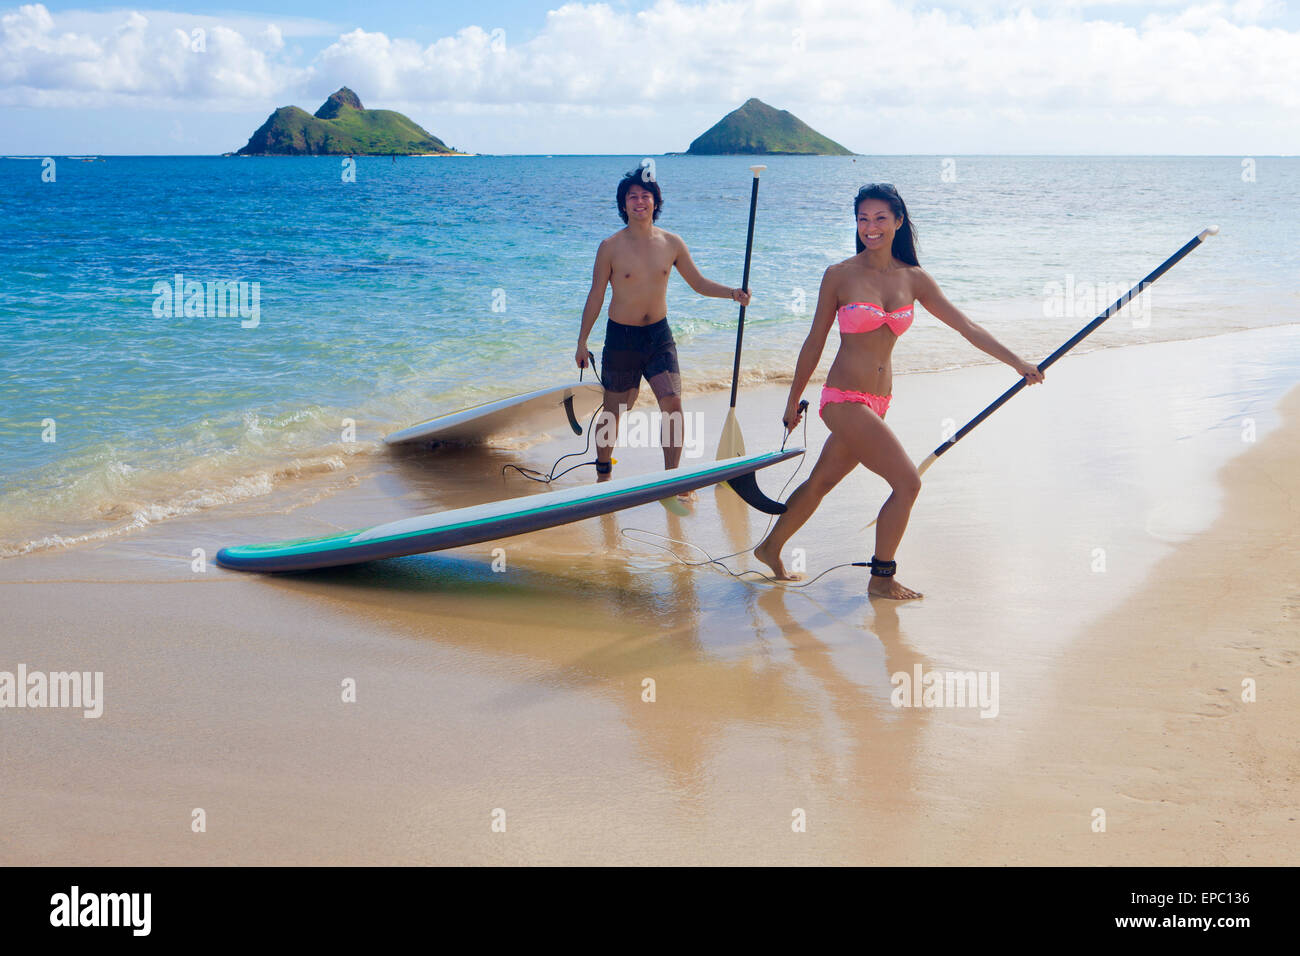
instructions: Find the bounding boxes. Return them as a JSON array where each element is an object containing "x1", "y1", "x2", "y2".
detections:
[{"x1": 600, "y1": 317, "x2": 682, "y2": 398}]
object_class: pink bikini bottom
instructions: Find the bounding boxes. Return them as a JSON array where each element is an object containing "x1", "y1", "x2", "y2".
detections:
[{"x1": 819, "y1": 386, "x2": 891, "y2": 419}]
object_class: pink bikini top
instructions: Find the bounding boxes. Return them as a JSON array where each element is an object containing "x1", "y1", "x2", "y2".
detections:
[{"x1": 836, "y1": 301, "x2": 914, "y2": 336}]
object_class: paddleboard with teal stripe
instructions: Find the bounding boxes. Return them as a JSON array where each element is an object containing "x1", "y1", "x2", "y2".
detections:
[{"x1": 216, "y1": 448, "x2": 803, "y2": 572}]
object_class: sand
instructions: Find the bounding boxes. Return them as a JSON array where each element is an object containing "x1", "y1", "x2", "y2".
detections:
[{"x1": 1, "y1": 324, "x2": 1296, "y2": 865}]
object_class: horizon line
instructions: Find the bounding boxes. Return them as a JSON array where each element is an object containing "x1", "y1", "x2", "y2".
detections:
[{"x1": 5, "y1": 152, "x2": 1296, "y2": 159}]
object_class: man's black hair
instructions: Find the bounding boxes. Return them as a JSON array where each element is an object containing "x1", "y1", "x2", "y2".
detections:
[{"x1": 616, "y1": 168, "x2": 663, "y2": 223}]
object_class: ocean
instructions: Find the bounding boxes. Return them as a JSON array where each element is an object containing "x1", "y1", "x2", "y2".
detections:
[{"x1": 1, "y1": 154, "x2": 1295, "y2": 555}]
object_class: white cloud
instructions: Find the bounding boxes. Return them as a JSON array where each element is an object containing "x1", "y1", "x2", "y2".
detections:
[
  {"x1": 0, "y1": 1, "x2": 1296, "y2": 150},
  {"x1": 0, "y1": 4, "x2": 321, "y2": 107},
  {"x1": 260, "y1": 24, "x2": 285, "y2": 54},
  {"x1": 310, "y1": 0, "x2": 1299, "y2": 113}
]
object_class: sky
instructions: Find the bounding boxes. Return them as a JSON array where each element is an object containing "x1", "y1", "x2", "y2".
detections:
[{"x1": 1, "y1": 0, "x2": 1297, "y2": 154}]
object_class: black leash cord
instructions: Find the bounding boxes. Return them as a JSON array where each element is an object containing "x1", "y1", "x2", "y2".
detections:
[
  {"x1": 620, "y1": 402, "x2": 870, "y2": 589},
  {"x1": 499, "y1": 379, "x2": 866, "y2": 589},
  {"x1": 501, "y1": 351, "x2": 604, "y2": 483},
  {"x1": 621, "y1": 526, "x2": 868, "y2": 589}
]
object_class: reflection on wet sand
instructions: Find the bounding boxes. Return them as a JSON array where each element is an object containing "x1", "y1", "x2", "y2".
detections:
[{"x1": 260, "y1": 498, "x2": 933, "y2": 860}]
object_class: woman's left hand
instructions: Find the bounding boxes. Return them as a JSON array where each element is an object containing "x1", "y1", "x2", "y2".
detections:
[{"x1": 1016, "y1": 359, "x2": 1045, "y2": 385}]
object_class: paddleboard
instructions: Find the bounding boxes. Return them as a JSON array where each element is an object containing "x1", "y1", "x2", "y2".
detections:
[
  {"x1": 216, "y1": 448, "x2": 803, "y2": 572},
  {"x1": 385, "y1": 382, "x2": 605, "y2": 446}
]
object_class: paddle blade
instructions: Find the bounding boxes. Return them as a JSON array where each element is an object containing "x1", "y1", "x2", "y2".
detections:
[
  {"x1": 716, "y1": 409, "x2": 746, "y2": 459},
  {"x1": 658, "y1": 496, "x2": 690, "y2": 516},
  {"x1": 726, "y1": 472, "x2": 786, "y2": 515},
  {"x1": 563, "y1": 395, "x2": 582, "y2": 435}
]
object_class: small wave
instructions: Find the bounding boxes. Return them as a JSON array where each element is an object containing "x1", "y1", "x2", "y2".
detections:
[{"x1": 0, "y1": 448, "x2": 364, "y2": 560}]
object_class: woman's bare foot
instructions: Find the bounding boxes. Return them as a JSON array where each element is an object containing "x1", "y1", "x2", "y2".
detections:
[
  {"x1": 753, "y1": 539, "x2": 802, "y2": 581},
  {"x1": 868, "y1": 576, "x2": 923, "y2": 600}
]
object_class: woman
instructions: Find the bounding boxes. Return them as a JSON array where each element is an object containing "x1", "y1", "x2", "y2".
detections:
[{"x1": 754, "y1": 184, "x2": 1045, "y2": 599}]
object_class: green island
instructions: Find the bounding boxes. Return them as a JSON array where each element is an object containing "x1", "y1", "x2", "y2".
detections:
[
  {"x1": 234, "y1": 88, "x2": 467, "y2": 156},
  {"x1": 685, "y1": 98, "x2": 852, "y2": 155}
]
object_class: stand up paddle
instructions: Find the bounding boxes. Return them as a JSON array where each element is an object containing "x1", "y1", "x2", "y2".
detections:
[
  {"x1": 860, "y1": 226, "x2": 1219, "y2": 530},
  {"x1": 716, "y1": 165, "x2": 765, "y2": 460}
]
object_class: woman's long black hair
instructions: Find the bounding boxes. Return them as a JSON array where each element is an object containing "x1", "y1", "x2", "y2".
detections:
[{"x1": 854, "y1": 183, "x2": 919, "y2": 266}]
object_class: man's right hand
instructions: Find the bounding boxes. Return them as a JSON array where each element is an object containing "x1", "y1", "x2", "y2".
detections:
[{"x1": 575, "y1": 344, "x2": 589, "y2": 369}]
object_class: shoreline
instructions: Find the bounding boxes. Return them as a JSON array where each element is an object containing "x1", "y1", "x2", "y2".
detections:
[
  {"x1": 957, "y1": 383, "x2": 1300, "y2": 864},
  {"x1": 5, "y1": 322, "x2": 1297, "y2": 562}
]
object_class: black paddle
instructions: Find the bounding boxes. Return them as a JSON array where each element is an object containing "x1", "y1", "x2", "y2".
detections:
[
  {"x1": 917, "y1": 226, "x2": 1220, "y2": 476},
  {"x1": 716, "y1": 164, "x2": 766, "y2": 460}
]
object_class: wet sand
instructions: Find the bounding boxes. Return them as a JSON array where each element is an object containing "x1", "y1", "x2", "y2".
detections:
[{"x1": 1, "y1": 325, "x2": 1297, "y2": 864}]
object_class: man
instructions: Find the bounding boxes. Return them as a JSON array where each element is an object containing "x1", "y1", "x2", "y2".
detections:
[{"x1": 575, "y1": 168, "x2": 750, "y2": 486}]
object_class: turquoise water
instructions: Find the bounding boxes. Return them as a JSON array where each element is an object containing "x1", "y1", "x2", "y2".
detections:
[{"x1": 1, "y1": 154, "x2": 1296, "y2": 553}]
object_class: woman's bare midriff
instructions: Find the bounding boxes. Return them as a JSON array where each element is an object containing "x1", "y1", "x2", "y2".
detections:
[{"x1": 826, "y1": 329, "x2": 899, "y2": 396}]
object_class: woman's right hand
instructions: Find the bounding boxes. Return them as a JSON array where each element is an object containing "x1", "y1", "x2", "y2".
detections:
[{"x1": 783, "y1": 397, "x2": 804, "y2": 432}]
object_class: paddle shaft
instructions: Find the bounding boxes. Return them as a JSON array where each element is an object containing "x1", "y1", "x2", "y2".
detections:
[
  {"x1": 727, "y1": 171, "x2": 763, "y2": 409},
  {"x1": 928, "y1": 229, "x2": 1216, "y2": 462}
]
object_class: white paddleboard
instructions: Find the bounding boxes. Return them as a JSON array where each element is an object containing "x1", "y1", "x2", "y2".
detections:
[
  {"x1": 385, "y1": 382, "x2": 606, "y2": 446},
  {"x1": 216, "y1": 448, "x2": 803, "y2": 572}
]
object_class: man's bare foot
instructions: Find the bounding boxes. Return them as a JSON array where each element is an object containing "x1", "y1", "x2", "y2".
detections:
[
  {"x1": 868, "y1": 576, "x2": 923, "y2": 600},
  {"x1": 676, "y1": 489, "x2": 698, "y2": 503},
  {"x1": 753, "y1": 539, "x2": 802, "y2": 581}
]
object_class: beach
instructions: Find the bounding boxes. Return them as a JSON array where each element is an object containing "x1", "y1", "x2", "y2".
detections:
[{"x1": 2, "y1": 324, "x2": 1296, "y2": 865}]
